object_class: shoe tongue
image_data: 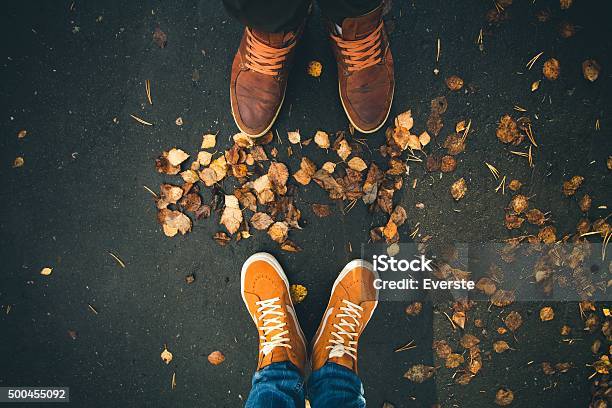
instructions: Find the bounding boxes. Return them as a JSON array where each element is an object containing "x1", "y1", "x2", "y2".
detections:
[
  {"x1": 252, "y1": 29, "x2": 293, "y2": 48},
  {"x1": 340, "y1": 7, "x2": 382, "y2": 40},
  {"x1": 330, "y1": 355, "x2": 355, "y2": 371}
]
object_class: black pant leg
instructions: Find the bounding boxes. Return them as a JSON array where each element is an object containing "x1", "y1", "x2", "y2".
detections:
[
  {"x1": 222, "y1": 0, "x2": 310, "y2": 32},
  {"x1": 317, "y1": 0, "x2": 382, "y2": 23}
]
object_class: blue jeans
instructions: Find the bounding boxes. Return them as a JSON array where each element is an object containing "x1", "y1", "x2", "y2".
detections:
[{"x1": 245, "y1": 362, "x2": 366, "y2": 408}]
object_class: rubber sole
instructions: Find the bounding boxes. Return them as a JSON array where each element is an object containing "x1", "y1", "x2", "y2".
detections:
[
  {"x1": 338, "y1": 80, "x2": 395, "y2": 134},
  {"x1": 230, "y1": 82, "x2": 286, "y2": 138},
  {"x1": 240, "y1": 252, "x2": 307, "y2": 352}
]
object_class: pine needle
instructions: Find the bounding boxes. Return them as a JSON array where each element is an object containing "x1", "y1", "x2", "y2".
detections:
[
  {"x1": 108, "y1": 251, "x2": 126, "y2": 268},
  {"x1": 143, "y1": 185, "x2": 158, "y2": 198},
  {"x1": 526, "y1": 51, "x2": 544, "y2": 70},
  {"x1": 130, "y1": 114, "x2": 153, "y2": 126},
  {"x1": 460, "y1": 119, "x2": 472, "y2": 143},
  {"x1": 88, "y1": 304, "x2": 98, "y2": 315},
  {"x1": 410, "y1": 224, "x2": 420, "y2": 240},
  {"x1": 145, "y1": 79, "x2": 152, "y2": 105},
  {"x1": 526, "y1": 123, "x2": 538, "y2": 147},
  {"x1": 395, "y1": 339, "x2": 416, "y2": 352},
  {"x1": 513, "y1": 105, "x2": 527, "y2": 112},
  {"x1": 485, "y1": 162, "x2": 500, "y2": 180},
  {"x1": 603, "y1": 231, "x2": 611, "y2": 261},
  {"x1": 495, "y1": 175, "x2": 507, "y2": 194},
  {"x1": 436, "y1": 38, "x2": 441, "y2": 62}
]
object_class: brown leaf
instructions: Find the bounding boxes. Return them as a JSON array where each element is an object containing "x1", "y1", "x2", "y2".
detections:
[
  {"x1": 207, "y1": 350, "x2": 225, "y2": 365},
  {"x1": 287, "y1": 130, "x2": 301, "y2": 144},
  {"x1": 493, "y1": 340, "x2": 510, "y2": 353},
  {"x1": 445, "y1": 75, "x2": 464, "y2": 91},
  {"x1": 451, "y1": 178, "x2": 467, "y2": 201},
  {"x1": 452, "y1": 311, "x2": 466, "y2": 329},
  {"x1": 460, "y1": 334, "x2": 480, "y2": 349},
  {"x1": 251, "y1": 212, "x2": 274, "y2": 230},
  {"x1": 433, "y1": 340, "x2": 452, "y2": 359},
  {"x1": 440, "y1": 155, "x2": 457, "y2": 173},
  {"x1": 390, "y1": 206, "x2": 407, "y2": 226},
  {"x1": 336, "y1": 139, "x2": 352, "y2": 161},
  {"x1": 395, "y1": 110, "x2": 414, "y2": 131},
  {"x1": 582, "y1": 59, "x2": 601, "y2": 82},
  {"x1": 153, "y1": 27, "x2": 168, "y2": 48},
  {"x1": 543, "y1": 58, "x2": 560, "y2": 80},
  {"x1": 443, "y1": 133, "x2": 465, "y2": 155},
  {"x1": 403, "y1": 364, "x2": 435, "y2": 383},
  {"x1": 158, "y1": 184, "x2": 184, "y2": 208},
  {"x1": 268, "y1": 222, "x2": 289, "y2": 243},
  {"x1": 538, "y1": 225, "x2": 557, "y2": 244},
  {"x1": 579, "y1": 194, "x2": 592, "y2": 212},
  {"x1": 383, "y1": 221, "x2": 398, "y2": 243},
  {"x1": 526, "y1": 208, "x2": 546, "y2": 225},
  {"x1": 504, "y1": 213, "x2": 524, "y2": 230},
  {"x1": 496, "y1": 114, "x2": 521, "y2": 144},
  {"x1": 312, "y1": 203, "x2": 331, "y2": 218},
  {"x1": 405, "y1": 301, "x2": 422, "y2": 316},
  {"x1": 167, "y1": 148, "x2": 189, "y2": 166},
  {"x1": 268, "y1": 162, "x2": 289, "y2": 191},
  {"x1": 540, "y1": 306, "x2": 555, "y2": 321},
  {"x1": 314, "y1": 130, "x2": 330, "y2": 148},
  {"x1": 495, "y1": 388, "x2": 514, "y2": 406},
  {"x1": 562, "y1": 175, "x2": 584, "y2": 196},
  {"x1": 158, "y1": 209, "x2": 192, "y2": 237},
  {"x1": 509, "y1": 194, "x2": 529, "y2": 214},
  {"x1": 347, "y1": 157, "x2": 367, "y2": 172},
  {"x1": 156, "y1": 151, "x2": 180, "y2": 175},
  {"x1": 293, "y1": 157, "x2": 317, "y2": 185},
  {"x1": 476, "y1": 277, "x2": 496, "y2": 295},
  {"x1": 179, "y1": 192, "x2": 202, "y2": 212},
  {"x1": 445, "y1": 353, "x2": 464, "y2": 368},
  {"x1": 491, "y1": 289, "x2": 515, "y2": 307},
  {"x1": 418, "y1": 131, "x2": 431, "y2": 147},
  {"x1": 213, "y1": 232, "x2": 231, "y2": 246},
  {"x1": 504, "y1": 311, "x2": 523, "y2": 331},
  {"x1": 220, "y1": 195, "x2": 243, "y2": 235},
  {"x1": 508, "y1": 179, "x2": 522, "y2": 191},
  {"x1": 280, "y1": 240, "x2": 302, "y2": 252}
]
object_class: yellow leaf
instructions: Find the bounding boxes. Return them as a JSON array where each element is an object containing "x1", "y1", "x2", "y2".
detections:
[
  {"x1": 40, "y1": 267, "x2": 53, "y2": 276},
  {"x1": 290, "y1": 284, "x2": 308, "y2": 304},
  {"x1": 307, "y1": 61, "x2": 322, "y2": 77},
  {"x1": 161, "y1": 346, "x2": 173, "y2": 364},
  {"x1": 201, "y1": 133, "x2": 216, "y2": 149}
]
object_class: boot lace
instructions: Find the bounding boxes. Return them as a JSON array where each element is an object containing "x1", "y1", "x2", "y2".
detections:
[
  {"x1": 327, "y1": 299, "x2": 363, "y2": 360},
  {"x1": 256, "y1": 297, "x2": 291, "y2": 355},
  {"x1": 332, "y1": 22, "x2": 384, "y2": 72},
  {"x1": 245, "y1": 29, "x2": 295, "y2": 76}
]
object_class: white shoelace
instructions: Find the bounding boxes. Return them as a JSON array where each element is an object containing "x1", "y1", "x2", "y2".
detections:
[
  {"x1": 326, "y1": 299, "x2": 363, "y2": 360},
  {"x1": 256, "y1": 297, "x2": 291, "y2": 356}
]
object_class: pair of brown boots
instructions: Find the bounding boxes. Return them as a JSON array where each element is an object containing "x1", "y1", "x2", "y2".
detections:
[
  {"x1": 230, "y1": 5, "x2": 394, "y2": 137},
  {"x1": 241, "y1": 253, "x2": 379, "y2": 375}
]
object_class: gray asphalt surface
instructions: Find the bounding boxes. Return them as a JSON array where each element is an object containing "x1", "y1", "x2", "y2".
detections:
[{"x1": 1, "y1": 0, "x2": 611, "y2": 407}]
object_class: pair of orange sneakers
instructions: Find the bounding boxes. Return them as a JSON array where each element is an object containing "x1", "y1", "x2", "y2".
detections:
[{"x1": 241, "y1": 253, "x2": 379, "y2": 375}]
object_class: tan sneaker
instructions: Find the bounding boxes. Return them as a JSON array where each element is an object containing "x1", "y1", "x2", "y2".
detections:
[
  {"x1": 241, "y1": 252, "x2": 307, "y2": 374},
  {"x1": 311, "y1": 259, "x2": 379, "y2": 373}
]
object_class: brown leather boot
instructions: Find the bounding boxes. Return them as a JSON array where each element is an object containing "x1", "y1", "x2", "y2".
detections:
[
  {"x1": 241, "y1": 253, "x2": 308, "y2": 374},
  {"x1": 328, "y1": 5, "x2": 394, "y2": 134},
  {"x1": 230, "y1": 25, "x2": 303, "y2": 138},
  {"x1": 311, "y1": 259, "x2": 379, "y2": 373}
]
